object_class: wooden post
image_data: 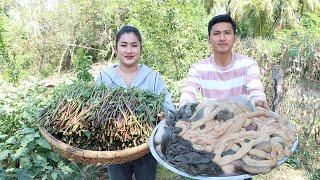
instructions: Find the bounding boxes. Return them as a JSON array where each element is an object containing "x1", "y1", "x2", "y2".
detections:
[{"x1": 271, "y1": 65, "x2": 285, "y2": 112}]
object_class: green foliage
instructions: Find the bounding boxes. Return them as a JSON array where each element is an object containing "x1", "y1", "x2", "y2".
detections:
[
  {"x1": 163, "y1": 76, "x2": 184, "y2": 103},
  {"x1": 125, "y1": 0, "x2": 209, "y2": 80},
  {"x1": 0, "y1": 12, "x2": 20, "y2": 85},
  {"x1": 1, "y1": 55, "x2": 22, "y2": 85},
  {"x1": 287, "y1": 139, "x2": 320, "y2": 180},
  {"x1": 233, "y1": 1, "x2": 280, "y2": 37},
  {"x1": 207, "y1": 0, "x2": 320, "y2": 38},
  {"x1": 0, "y1": 0, "x2": 128, "y2": 82},
  {"x1": 274, "y1": 12, "x2": 320, "y2": 81},
  {"x1": 0, "y1": 82, "x2": 47, "y2": 135},
  {"x1": 232, "y1": 11, "x2": 320, "y2": 102},
  {"x1": 0, "y1": 12, "x2": 4, "y2": 50},
  {"x1": 0, "y1": 0, "x2": 320, "y2": 82},
  {"x1": 0, "y1": 80, "x2": 105, "y2": 179},
  {"x1": 0, "y1": 82, "x2": 55, "y2": 178},
  {"x1": 65, "y1": 163, "x2": 106, "y2": 179},
  {"x1": 274, "y1": 74, "x2": 320, "y2": 180},
  {"x1": 73, "y1": 48, "x2": 93, "y2": 82}
]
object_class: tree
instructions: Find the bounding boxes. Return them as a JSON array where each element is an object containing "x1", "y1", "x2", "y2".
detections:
[
  {"x1": 0, "y1": 4, "x2": 21, "y2": 84},
  {"x1": 128, "y1": 0, "x2": 208, "y2": 80},
  {"x1": 0, "y1": 0, "x2": 127, "y2": 80},
  {"x1": 204, "y1": 0, "x2": 320, "y2": 37}
]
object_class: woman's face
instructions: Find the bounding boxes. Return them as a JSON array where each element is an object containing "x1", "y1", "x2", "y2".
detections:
[{"x1": 116, "y1": 32, "x2": 141, "y2": 67}]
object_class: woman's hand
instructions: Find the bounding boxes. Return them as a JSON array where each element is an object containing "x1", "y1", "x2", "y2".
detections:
[{"x1": 157, "y1": 111, "x2": 166, "y2": 122}]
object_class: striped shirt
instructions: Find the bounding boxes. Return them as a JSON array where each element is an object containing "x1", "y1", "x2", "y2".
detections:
[{"x1": 179, "y1": 53, "x2": 266, "y2": 105}]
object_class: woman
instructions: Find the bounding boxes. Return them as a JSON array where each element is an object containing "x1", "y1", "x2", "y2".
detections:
[{"x1": 96, "y1": 25, "x2": 174, "y2": 180}]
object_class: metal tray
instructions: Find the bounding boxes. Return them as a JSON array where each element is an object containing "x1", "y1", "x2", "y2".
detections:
[{"x1": 149, "y1": 123, "x2": 298, "y2": 180}]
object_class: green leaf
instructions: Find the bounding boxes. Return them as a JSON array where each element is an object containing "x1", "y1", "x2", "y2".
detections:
[
  {"x1": 5, "y1": 168, "x2": 16, "y2": 173},
  {"x1": 5, "y1": 136, "x2": 16, "y2": 144},
  {"x1": 51, "y1": 172, "x2": 58, "y2": 180},
  {"x1": 0, "y1": 150, "x2": 12, "y2": 161},
  {"x1": 83, "y1": 130, "x2": 91, "y2": 139},
  {"x1": 36, "y1": 138, "x2": 51, "y2": 149},
  {"x1": 33, "y1": 154, "x2": 47, "y2": 165},
  {"x1": 60, "y1": 165, "x2": 73, "y2": 174},
  {"x1": 41, "y1": 174, "x2": 49, "y2": 180},
  {"x1": 16, "y1": 169, "x2": 33, "y2": 180},
  {"x1": 0, "y1": 134, "x2": 8, "y2": 139},
  {"x1": 19, "y1": 127, "x2": 35, "y2": 134},
  {"x1": 45, "y1": 165, "x2": 53, "y2": 171},
  {"x1": 20, "y1": 157, "x2": 31, "y2": 168},
  {"x1": 49, "y1": 152, "x2": 59, "y2": 162},
  {"x1": 11, "y1": 146, "x2": 30, "y2": 160},
  {"x1": 21, "y1": 133, "x2": 39, "y2": 147}
]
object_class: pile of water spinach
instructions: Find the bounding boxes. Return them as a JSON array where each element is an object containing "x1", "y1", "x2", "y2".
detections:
[{"x1": 38, "y1": 81, "x2": 164, "y2": 151}]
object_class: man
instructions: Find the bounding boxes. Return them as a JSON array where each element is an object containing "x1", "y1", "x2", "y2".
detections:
[{"x1": 179, "y1": 14, "x2": 269, "y2": 109}]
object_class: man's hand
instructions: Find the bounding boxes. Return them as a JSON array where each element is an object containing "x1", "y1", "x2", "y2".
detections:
[
  {"x1": 195, "y1": 102, "x2": 204, "y2": 110},
  {"x1": 254, "y1": 100, "x2": 270, "y2": 110}
]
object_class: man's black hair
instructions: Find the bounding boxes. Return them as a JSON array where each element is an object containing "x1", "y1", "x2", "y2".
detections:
[
  {"x1": 116, "y1": 25, "x2": 142, "y2": 48},
  {"x1": 208, "y1": 14, "x2": 237, "y2": 36}
]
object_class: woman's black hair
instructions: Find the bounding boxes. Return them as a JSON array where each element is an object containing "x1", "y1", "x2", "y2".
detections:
[
  {"x1": 208, "y1": 14, "x2": 237, "y2": 36},
  {"x1": 115, "y1": 25, "x2": 142, "y2": 48}
]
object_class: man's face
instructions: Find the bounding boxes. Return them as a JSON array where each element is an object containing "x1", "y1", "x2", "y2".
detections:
[{"x1": 209, "y1": 22, "x2": 236, "y2": 54}]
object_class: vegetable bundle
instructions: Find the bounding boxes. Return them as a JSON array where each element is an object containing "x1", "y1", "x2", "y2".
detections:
[{"x1": 38, "y1": 81, "x2": 164, "y2": 151}]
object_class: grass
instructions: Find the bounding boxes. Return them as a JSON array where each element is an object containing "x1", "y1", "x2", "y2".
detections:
[{"x1": 157, "y1": 166, "x2": 182, "y2": 180}]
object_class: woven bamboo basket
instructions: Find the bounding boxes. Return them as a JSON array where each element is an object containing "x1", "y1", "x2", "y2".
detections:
[{"x1": 39, "y1": 127, "x2": 150, "y2": 165}]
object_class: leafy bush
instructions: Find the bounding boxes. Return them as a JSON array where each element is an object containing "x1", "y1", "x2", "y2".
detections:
[
  {"x1": 128, "y1": 0, "x2": 209, "y2": 80},
  {"x1": 276, "y1": 75, "x2": 320, "y2": 180},
  {"x1": 73, "y1": 48, "x2": 93, "y2": 82},
  {"x1": 274, "y1": 12, "x2": 320, "y2": 82},
  {"x1": 0, "y1": 80, "x2": 105, "y2": 179}
]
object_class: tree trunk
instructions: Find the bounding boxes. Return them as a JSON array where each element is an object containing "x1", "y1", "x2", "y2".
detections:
[{"x1": 271, "y1": 65, "x2": 285, "y2": 112}]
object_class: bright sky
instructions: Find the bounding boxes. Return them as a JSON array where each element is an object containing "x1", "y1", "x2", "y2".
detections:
[{"x1": 16, "y1": 0, "x2": 60, "y2": 10}]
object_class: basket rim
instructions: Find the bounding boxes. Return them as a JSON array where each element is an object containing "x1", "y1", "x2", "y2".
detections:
[{"x1": 39, "y1": 126, "x2": 149, "y2": 159}]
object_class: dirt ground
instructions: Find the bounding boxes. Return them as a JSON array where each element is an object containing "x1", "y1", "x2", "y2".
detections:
[
  {"x1": 255, "y1": 163, "x2": 308, "y2": 180},
  {"x1": 156, "y1": 163, "x2": 308, "y2": 180}
]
